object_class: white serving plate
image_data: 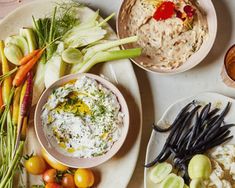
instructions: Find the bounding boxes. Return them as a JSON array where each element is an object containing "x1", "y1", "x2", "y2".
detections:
[
  {"x1": 144, "y1": 92, "x2": 235, "y2": 188},
  {"x1": 0, "y1": 1, "x2": 142, "y2": 187}
]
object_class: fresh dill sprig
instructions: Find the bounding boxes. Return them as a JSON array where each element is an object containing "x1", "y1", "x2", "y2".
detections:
[
  {"x1": 55, "y1": 0, "x2": 82, "y2": 36},
  {"x1": 32, "y1": 0, "x2": 82, "y2": 62}
]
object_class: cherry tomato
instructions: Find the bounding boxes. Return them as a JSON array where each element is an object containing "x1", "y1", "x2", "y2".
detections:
[
  {"x1": 24, "y1": 155, "x2": 47, "y2": 175},
  {"x1": 74, "y1": 169, "x2": 95, "y2": 188},
  {"x1": 61, "y1": 173, "x2": 76, "y2": 188},
  {"x1": 45, "y1": 183, "x2": 62, "y2": 188},
  {"x1": 43, "y1": 169, "x2": 57, "y2": 183},
  {"x1": 153, "y1": 1, "x2": 175, "y2": 21}
]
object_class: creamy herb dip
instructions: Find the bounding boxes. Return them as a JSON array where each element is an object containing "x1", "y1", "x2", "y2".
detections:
[{"x1": 41, "y1": 76, "x2": 123, "y2": 158}]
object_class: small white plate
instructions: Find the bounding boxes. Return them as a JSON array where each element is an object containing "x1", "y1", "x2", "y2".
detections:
[{"x1": 145, "y1": 92, "x2": 235, "y2": 188}]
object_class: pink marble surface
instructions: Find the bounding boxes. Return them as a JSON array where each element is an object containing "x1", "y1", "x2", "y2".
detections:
[{"x1": 0, "y1": 0, "x2": 32, "y2": 19}]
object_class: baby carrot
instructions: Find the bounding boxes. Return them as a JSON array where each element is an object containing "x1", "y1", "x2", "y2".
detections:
[
  {"x1": 19, "y1": 37, "x2": 61, "y2": 66},
  {"x1": 12, "y1": 86, "x2": 22, "y2": 126},
  {"x1": 19, "y1": 49, "x2": 41, "y2": 65},
  {"x1": 17, "y1": 81, "x2": 27, "y2": 132},
  {"x1": 20, "y1": 71, "x2": 33, "y2": 117},
  {"x1": 13, "y1": 48, "x2": 45, "y2": 87}
]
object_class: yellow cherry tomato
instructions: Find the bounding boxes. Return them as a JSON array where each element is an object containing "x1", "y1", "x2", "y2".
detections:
[
  {"x1": 74, "y1": 169, "x2": 95, "y2": 188},
  {"x1": 41, "y1": 149, "x2": 68, "y2": 171},
  {"x1": 24, "y1": 155, "x2": 47, "y2": 175}
]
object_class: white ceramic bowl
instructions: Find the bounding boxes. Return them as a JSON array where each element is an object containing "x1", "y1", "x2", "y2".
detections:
[
  {"x1": 117, "y1": 0, "x2": 217, "y2": 75},
  {"x1": 35, "y1": 73, "x2": 129, "y2": 168}
]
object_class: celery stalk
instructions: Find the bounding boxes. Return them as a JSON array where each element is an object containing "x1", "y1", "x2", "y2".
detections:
[
  {"x1": 75, "y1": 48, "x2": 141, "y2": 73},
  {"x1": 83, "y1": 36, "x2": 138, "y2": 61}
]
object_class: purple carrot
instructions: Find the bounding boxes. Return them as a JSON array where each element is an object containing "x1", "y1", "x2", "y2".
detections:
[
  {"x1": 13, "y1": 71, "x2": 34, "y2": 157},
  {"x1": 20, "y1": 71, "x2": 33, "y2": 117}
]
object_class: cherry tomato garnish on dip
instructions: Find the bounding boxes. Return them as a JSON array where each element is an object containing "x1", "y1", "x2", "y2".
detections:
[
  {"x1": 45, "y1": 183, "x2": 62, "y2": 188},
  {"x1": 183, "y1": 5, "x2": 196, "y2": 18},
  {"x1": 153, "y1": 1, "x2": 175, "y2": 21}
]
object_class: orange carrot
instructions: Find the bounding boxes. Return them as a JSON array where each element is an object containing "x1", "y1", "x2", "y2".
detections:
[
  {"x1": 13, "y1": 48, "x2": 45, "y2": 87},
  {"x1": 19, "y1": 49, "x2": 41, "y2": 65}
]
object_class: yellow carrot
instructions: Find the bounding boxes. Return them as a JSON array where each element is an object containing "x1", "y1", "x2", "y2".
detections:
[
  {"x1": 19, "y1": 49, "x2": 40, "y2": 65},
  {"x1": 17, "y1": 81, "x2": 27, "y2": 132},
  {"x1": 0, "y1": 41, "x2": 12, "y2": 104},
  {"x1": 20, "y1": 117, "x2": 28, "y2": 140},
  {"x1": 13, "y1": 48, "x2": 45, "y2": 87},
  {"x1": 12, "y1": 86, "x2": 22, "y2": 126}
]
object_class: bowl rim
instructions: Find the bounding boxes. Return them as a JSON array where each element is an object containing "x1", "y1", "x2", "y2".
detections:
[
  {"x1": 34, "y1": 73, "x2": 130, "y2": 168},
  {"x1": 116, "y1": 0, "x2": 218, "y2": 75}
]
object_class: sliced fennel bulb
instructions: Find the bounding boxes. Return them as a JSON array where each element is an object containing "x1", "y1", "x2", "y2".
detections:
[
  {"x1": 63, "y1": 12, "x2": 115, "y2": 48},
  {"x1": 44, "y1": 55, "x2": 66, "y2": 88},
  {"x1": 32, "y1": 61, "x2": 46, "y2": 105},
  {"x1": 63, "y1": 10, "x2": 99, "y2": 39},
  {"x1": 64, "y1": 27, "x2": 107, "y2": 48},
  {"x1": 44, "y1": 43, "x2": 66, "y2": 88}
]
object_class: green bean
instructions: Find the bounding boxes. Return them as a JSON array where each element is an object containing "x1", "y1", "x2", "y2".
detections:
[{"x1": 0, "y1": 142, "x2": 24, "y2": 188}]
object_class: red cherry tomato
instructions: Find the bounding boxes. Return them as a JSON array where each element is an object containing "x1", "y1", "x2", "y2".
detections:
[
  {"x1": 153, "y1": 1, "x2": 175, "y2": 21},
  {"x1": 43, "y1": 169, "x2": 57, "y2": 183},
  {"x1": 61, "y1": 173, "x2": 76, "y2": 188},
  {"x1": 45, "y1": 183, "x2": 62, "y2": 188}
]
